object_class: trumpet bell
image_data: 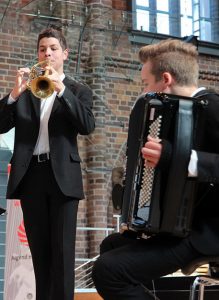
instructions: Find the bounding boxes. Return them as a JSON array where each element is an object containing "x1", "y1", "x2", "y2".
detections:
[
  {"x1": 27, "y1": 60, "x2": 54, "y2": 99},
  {"x1": 30, "y1": 75, "x2": 54, "y2": 99}
]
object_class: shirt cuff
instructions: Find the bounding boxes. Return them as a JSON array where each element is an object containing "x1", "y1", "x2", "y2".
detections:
[
  {"x1": 8, "y1": 94, "x2": 18, "y2": 104},
  {"x1": 57, "y1": 86, "x2": 66, "y2": 98},
  {"x1": 188, "y1": 150, "x2": 198, "y2": 177}
]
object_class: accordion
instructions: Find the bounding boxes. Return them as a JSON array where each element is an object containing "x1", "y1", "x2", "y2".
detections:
[{"x1": 120, "y1": 92, "x2": 207, "y2": 237}]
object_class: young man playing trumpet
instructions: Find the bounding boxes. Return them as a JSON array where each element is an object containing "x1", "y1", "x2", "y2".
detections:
[{"x1": 0, "y1": 27, "x2": 95, "y2": 300}]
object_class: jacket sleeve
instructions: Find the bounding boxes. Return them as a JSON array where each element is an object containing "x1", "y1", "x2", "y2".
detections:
[
  {"x1": 59, "y1": 79, "x2": 95, "y2": 135},
  {"x1": 0, "y1": 95, "x2": 16, "y2": 134},
  {"x1": 156, "y1": 139, "x2": 172, "y2": 171},
  {"x1": 194, "y1": 92, "x2": 219, "y2": 183},
  {"x1": 197, "y1": 151, "x2": 219, "y2": 184}
]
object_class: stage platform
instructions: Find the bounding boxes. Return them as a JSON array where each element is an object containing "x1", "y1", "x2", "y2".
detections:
[{"x1": 74, "y1": 289, "x2": 103, "y2": 300}]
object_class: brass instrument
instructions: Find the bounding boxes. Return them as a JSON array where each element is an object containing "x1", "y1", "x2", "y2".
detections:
[{"x1": 27, "y1": 60, "x2": 54, "y2": 99}]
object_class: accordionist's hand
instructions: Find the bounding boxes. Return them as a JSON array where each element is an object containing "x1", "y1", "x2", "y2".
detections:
[{"x1": 141, "y1": 135, "x2": 162, "y2": 168}]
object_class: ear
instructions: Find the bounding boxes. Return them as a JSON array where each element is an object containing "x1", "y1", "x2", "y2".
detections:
[
  {"x1": 63, "y1": 48, "x2": 69, "y2": 61},
  {"x1": 162, "y1": 72, "x2": 173, "y2": 88}
]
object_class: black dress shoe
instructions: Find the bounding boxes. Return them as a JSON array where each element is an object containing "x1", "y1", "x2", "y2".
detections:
[{"x1": 0, "y1": 207, "x2": 6, "y2": 215}]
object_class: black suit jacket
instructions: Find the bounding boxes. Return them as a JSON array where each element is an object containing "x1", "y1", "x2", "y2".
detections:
[
  {"x1": 0, "y1": 76, "x2": 95, "y2": 199},
  {"x1": 159, "y1": 90, "x2": 219, "y2": 255},
  {"x1": 188, "y1": 90, "x2": 219, "y2": 255}
]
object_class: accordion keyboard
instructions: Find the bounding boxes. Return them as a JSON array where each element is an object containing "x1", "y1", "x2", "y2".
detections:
[{"x1": 138, "y1": 115, "x2": 162, "y2": 209}]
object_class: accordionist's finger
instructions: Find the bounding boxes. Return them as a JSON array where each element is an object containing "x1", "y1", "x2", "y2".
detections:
[
  {"x1": 147, "y1": 135, "x2": 161, "y2": 143},
  {"x1": 145, "y1": 159, "x2": 156, "y2": 168},
  {"x1": 143, "y1": 141, "x2": 162, "y2": 152},
  {"x1": 141, "y1": 142, "x2": 162, "y2": 167}
]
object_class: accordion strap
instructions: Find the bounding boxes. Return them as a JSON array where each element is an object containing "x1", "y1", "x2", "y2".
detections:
[{"x1": 161, "y1": 99, "x2": 193, "y2": 233}]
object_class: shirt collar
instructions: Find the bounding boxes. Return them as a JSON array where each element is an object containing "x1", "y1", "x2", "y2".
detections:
[
  {"x1": 60, "y1": 73, "x2": 65, "y2": 81},
  {"x1": 191, "y1": 87, "x2": 206, "y2": 97}
]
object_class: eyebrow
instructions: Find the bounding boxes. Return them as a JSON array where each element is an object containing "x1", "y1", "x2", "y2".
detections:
[{"x1": 39, "y1": 44, "x2": 59, "y2": 48}]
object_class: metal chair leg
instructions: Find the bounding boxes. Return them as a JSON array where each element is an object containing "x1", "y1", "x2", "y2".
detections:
[
  {"x1": 189, "y1": 277, "x2": 205, "y2": 300},
  {"x1": 190, "y1": 277, "x2": 202, "y2": 300},
  {"x1": 198, "y1": 283, "x2": 205, "y2": 300},
  {"x1": 190, "y1": 275, "x2": 219, "y2": 300}
]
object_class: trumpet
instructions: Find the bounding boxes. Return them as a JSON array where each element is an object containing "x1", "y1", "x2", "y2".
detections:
[{"x1": 27, "y1": 60, "x2": 54, "y2": 99}]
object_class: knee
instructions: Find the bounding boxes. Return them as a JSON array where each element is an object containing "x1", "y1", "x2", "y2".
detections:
[
  {"x1": 99, "y1": 233, "x2": 122, "y2": 254},
  {"x1": 92, "y1": 254, "x2": 110, "y2": 290},
  {"x1": 93, "y1": 250, "x2": 120, "y2": 280},
  {"x1": 92, "y1": 256, "x2": 103, "y2": 282},
  {"x1": 93, "y1": 253, "x2": 124, "y2": 299}
]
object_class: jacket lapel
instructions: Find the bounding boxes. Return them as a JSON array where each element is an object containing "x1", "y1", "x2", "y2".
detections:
[
  {"x1": 30, "y1": 76, "x2": 75, "y2": 117},
  {"x1": 50, "y1": 76, "x2": 75, "y2": 114},
  {"x1": 50, "y1": 96, "x2": 59, "y2": 114},
  {"x1": 30, "y1": 92, "x2": 41, "y2": 121}
]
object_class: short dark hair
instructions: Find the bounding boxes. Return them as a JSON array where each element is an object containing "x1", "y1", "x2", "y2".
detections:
[
  {"x1": 139, "y1": 39, "x2": 199, "y2": 86},
  {"x1": 37, "y1": 28, "x2": 68, "y2": 50}
]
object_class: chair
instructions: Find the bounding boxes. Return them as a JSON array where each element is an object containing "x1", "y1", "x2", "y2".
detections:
[{"x1": 181, "y1": 256, "x2": 219, "y2": 300}]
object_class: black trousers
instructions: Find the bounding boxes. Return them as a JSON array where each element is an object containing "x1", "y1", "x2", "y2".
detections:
[
  {"x1": 18, "y1": 159, "x2": 79, "y2": 300},
  {"x1": 92, "y1": 232, "x2": 203, "y2": 300}
]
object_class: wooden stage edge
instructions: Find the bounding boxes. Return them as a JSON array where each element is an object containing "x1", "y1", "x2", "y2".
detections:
[{"x1": 75, "y1": 292, "x2": 103, "y2": 300}]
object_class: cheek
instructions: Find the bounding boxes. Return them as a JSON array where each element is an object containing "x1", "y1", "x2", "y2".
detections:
[
  {"x1": 150, "y1": 82, "x2": 164, "y2": 93},
  {"x1": 144, "y1": 84, "x2": 156, "y2": 93},
  {"x1": 38, "y1": 52, "x2": 44, "y2": 60}
]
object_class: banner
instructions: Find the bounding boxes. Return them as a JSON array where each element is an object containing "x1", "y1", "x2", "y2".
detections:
[{"x1": 4, "y1": 165, "x2": 35, "y2": 300}]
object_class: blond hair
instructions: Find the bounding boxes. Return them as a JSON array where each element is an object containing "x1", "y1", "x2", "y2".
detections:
[{"x1": 139, "y1": 39, "x2": 199, "y2": 86}]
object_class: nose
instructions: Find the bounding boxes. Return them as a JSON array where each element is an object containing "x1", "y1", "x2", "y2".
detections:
[{"x1": 45, "y1": 48, "x2": 52, "y2": 57}]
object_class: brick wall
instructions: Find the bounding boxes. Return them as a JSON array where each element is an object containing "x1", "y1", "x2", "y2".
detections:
[{"x1": 1, "y1": 0, "x2": 219, "y2": 288}]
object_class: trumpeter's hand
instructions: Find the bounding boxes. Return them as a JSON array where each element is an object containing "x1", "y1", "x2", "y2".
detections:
[{"x1": 11, "y1": 67, "x2": 30, "y2": 100}]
